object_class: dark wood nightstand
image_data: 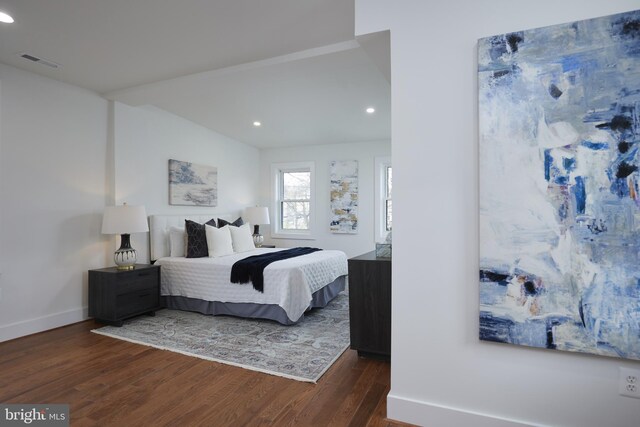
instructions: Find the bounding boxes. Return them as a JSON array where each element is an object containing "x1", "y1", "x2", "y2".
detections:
[
  {"x1": 89, "y1": 264, "x2": 161, "y2": 326},
  {"x1": 348, "y1": 251, "x2": 391, "y2": 360}
]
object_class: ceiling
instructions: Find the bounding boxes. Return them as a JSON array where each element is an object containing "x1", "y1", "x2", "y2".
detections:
[{"x1": 0, "y1": 0, "x2": 390, "y2": 148}]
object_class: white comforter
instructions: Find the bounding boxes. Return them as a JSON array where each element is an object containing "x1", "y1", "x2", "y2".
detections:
[{"x1": 155, "y1": 248, "x2": 348, "y2": 322}]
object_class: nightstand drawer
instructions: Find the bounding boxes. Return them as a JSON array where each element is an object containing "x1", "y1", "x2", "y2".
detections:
[
  {"x1": 115, "y1": 269, "x2": 159, "y2": 292},
  {"x1": 116, "y1": 289, "x2": 159, "y2": 318}
]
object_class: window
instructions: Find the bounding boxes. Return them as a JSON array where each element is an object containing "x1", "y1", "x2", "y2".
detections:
[
  {"x1": 271, "y1": 162, "x2": 315, "y2": 239},
  {"x1": 375, "y1": 157, "x2": 392, "y2": 242}
]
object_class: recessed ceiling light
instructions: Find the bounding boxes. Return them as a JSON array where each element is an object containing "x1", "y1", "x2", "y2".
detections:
[
  {"x1": 0, "y1": 11, "x2": 14, "y2": 23},
  {"x1": 253, "y1": 121, "x2": 262, "y2": 127},
  {"x1": 366, "y1": 107, "x2": 375, "y2": 114}
]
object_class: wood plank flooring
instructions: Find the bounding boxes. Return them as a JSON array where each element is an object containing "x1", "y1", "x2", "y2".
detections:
[{"x1": 0, "y1": 320, "x2": 411, "y2": 426}]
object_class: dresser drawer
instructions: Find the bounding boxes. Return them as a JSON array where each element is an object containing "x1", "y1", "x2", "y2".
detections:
[{"x1": 116, "y1": 289, "x2": 159, "y2": 318}]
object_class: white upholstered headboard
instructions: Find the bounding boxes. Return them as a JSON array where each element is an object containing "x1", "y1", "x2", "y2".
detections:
[{"x1": 149, "y1": 213, "x2": 236, "y2": 261}]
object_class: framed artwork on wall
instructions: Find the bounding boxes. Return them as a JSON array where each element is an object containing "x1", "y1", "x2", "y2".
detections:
[
  {"x1": 330, "y1": 160, "x2": 358, "y2": 234},
  {"x1": 169, "y1": 159, "x2": 218, "y2": 207},
  {"x1": 479, "y1": 10, "x2": 640, "y2": 360}
]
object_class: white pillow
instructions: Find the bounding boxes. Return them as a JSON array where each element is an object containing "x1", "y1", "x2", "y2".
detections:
[
  {"x1": 205, "y1": 224, "x2": 234, "y2": 257},
  {"x1": 169, "y1": 227, "x2": 185, "y2": 257},
  {"x1": 229, "y1": 223, "x2": 256, "y2": 253}
]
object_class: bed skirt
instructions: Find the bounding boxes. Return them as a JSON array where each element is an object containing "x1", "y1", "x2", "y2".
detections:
[{"x1": 161, "y1": 275, "x2": 346, "y2": 325}]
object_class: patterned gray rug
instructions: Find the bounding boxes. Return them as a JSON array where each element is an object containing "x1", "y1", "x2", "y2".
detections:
[{"x1": 92, "y1": 293, "x2": 349, "y2": 383}]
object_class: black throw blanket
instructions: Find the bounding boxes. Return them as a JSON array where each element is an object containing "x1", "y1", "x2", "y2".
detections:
[{"x1": 230, "y1": 247, "x2": 322, "y2": 292}]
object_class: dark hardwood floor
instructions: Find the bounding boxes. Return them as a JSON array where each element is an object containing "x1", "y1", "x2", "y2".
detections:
[{"x1": 0, "y1": 320, "x2": 411, "y2": 426}]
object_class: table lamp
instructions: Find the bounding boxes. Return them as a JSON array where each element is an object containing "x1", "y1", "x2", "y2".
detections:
[
  {"x1": 102, "y1": 203, "x2": 149, "y2": 270},
  {"x1": 244, "y1": 206, "x2": 270, "y2": 247}
]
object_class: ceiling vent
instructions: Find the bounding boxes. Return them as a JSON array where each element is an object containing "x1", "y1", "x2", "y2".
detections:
[{"x1": 18, "y1": 53, "x2": 59, "y2": 69}]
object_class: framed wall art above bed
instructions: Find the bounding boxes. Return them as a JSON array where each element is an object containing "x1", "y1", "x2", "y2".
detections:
[{"x1": 169, "y1": 159, "x2": 218, "y2": 206}]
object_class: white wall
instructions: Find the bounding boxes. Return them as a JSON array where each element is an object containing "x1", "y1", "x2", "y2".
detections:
[
  {"x1": 113, "y1": 102, "x2": 260, "y2": 263},
  {"x1": 258, "y1": 140, "x2": 390, "y2": 258},
  {"x1": 0, "y1": 63, "x2": 109, "y2": 342},
  {"x1": 355, "y1": 1, "x2": 640, "y2": 427},
  {"x1": 0, "y1": 76, "x2": 259, "y2": 341}
]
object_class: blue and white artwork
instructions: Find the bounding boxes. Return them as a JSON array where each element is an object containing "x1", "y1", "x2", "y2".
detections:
[
  {"x1": 169, "y1": 159, "x2": 217, "y2": 206},
  {"x1": 330, "y1": 160, "x2": 358, "y2": 233},
  {"x1": 479, "y1": 10, "x2": 640, "y2": 360}
]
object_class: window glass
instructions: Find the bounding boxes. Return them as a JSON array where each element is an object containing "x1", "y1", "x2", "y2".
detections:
[
  {"x1": 282, "y1": 201, "x2": 310, "y2": 230},
  {"x1": 281, "y1": 170, "x2": 311, "y2": 230},
  {"x1": 282, "y1": 171, "x2": 311, "y2": 200},
  {"x1": 385, "y1": 166, "x2": 393, "y2": 231}
]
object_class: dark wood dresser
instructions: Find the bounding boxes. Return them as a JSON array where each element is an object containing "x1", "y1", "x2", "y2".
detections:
[
  {"x1": 348, "y1": 251, "x2": 391, "y2": 360},
  {"x1": 89, "y1": 264, "x2": 161, "y2": 326}
]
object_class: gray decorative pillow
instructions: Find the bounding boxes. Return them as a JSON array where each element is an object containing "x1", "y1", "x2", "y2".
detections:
[
  {"x1": 185, "y1": 219, "x2": 216, "y2": 258},
  {"x1": 217, "y1": 217, "x2": 244, "y2": 228}
]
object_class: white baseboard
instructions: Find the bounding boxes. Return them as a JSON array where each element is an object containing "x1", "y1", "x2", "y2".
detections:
[
  {"x1": 387, "y1": 393, "x2": 538, "y2": 427},
  {"x1": 0, "y1": 307, "x2": 89, "y2": 342}
]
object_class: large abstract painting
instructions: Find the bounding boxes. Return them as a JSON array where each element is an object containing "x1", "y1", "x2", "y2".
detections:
[
  {"x1": 169, "y1": 159, "x2": 217, "y2": 206},
  {"x1": 330, "y1": 160, "x2": 358, "y2": 233},
  {"x1": 479, "y1": 10, "x2": 640, "y2": 360}
]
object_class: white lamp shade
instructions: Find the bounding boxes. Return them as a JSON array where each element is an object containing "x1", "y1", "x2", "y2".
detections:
[
  {"x1": 102, "y1": 204, "x2": 149, "y2": 234},
  {"x1": 244, "y1": 206, "x2": 270, "y2": 225}
]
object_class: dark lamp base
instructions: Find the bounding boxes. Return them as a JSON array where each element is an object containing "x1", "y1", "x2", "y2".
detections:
[{"x1": 114, "y1": 234, "x2": 137, "y2": 270}]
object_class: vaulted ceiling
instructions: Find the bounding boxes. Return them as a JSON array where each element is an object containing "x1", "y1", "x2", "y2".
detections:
[{"x1": 0, "y1": 0, "x2": 390, "y2": 147}]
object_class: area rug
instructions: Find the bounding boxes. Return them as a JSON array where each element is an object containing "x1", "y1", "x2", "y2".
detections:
[{"x1": 91, "y1": 293, "x2": 350, "y2": 383}]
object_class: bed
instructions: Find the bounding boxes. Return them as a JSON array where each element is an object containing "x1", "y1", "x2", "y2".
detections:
[{"x1": 150, "y1": 214, "x2": 348, "y2": 325}]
